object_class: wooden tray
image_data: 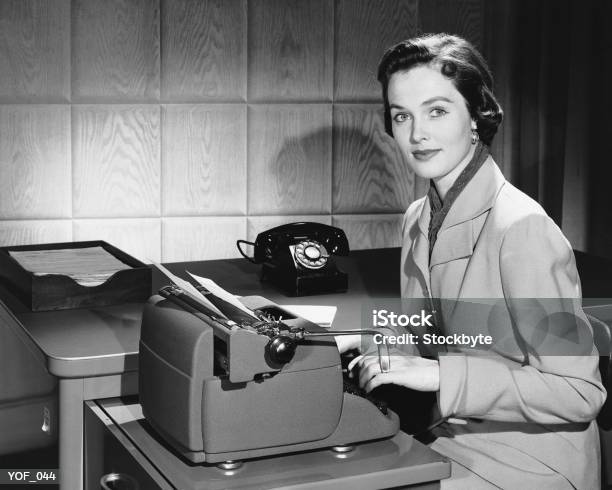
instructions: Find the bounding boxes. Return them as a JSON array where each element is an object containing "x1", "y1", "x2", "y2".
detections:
[{"x1": 0, "y1": 241, "x2": 151, "y2": 311}]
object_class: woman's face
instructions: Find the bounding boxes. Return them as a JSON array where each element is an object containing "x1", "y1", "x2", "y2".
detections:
[{"x1": 387, "y1": 64, "x2": 475, "y2": 195}]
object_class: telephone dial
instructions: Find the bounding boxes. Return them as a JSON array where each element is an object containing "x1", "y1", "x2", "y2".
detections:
[{"x1": 237, "y1": 222, "x2": 349, "y2": 296}]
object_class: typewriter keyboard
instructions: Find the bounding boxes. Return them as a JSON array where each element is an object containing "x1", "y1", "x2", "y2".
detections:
[{"x1": 342, "y1": 377, "x2": 388, "y2": 415}]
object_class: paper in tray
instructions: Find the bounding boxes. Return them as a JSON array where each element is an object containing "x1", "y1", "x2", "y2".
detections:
[{"x1": 9, "y1": 246, "x2": 132, "y2": 287}]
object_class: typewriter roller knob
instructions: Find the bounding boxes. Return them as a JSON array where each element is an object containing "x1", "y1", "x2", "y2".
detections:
[{"x1": 267, "y1": 335, "x2": 297, "y2": 365}]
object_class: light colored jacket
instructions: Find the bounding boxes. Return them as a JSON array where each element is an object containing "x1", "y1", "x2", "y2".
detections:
[{"x1": 400, "y1": 156, "x2": 606, "y2": 489}]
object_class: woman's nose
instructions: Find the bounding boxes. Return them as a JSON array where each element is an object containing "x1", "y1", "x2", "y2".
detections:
[{"x1": 410, "y1": 119, "x2": 428, "y2": 143}]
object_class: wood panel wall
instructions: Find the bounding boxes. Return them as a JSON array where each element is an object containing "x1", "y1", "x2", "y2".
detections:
[{"x1": 0, "y1": 0, "x2": 483, "y2": 263}]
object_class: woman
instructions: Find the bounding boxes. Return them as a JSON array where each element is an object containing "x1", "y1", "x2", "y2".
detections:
[{"x1": 338, "y1": 34, "x2": 605, "y2": 488}]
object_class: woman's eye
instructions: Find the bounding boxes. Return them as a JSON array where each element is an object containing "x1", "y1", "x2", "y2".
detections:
[
  {"x1": 393, "y1": 113, "x2": 411, "y2": 123},
  {"x1": 430, "y1": 108, "x2": 448, "y2": 117}
]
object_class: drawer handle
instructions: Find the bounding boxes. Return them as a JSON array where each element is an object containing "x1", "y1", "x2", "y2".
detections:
[{"x1": 100, "y1": 472, "x2": 139, "y2": 490}]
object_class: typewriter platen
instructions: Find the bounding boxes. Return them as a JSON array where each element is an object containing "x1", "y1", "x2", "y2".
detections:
[{"x1": 138, "y1": 283, "x2": 399, "y2": 466}]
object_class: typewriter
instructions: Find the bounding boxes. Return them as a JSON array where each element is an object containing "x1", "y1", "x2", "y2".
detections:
[{"x1": 138, "y1": 283, "x2": 399, "y2": 467}]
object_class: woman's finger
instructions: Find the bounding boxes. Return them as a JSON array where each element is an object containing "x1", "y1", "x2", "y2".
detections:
[
  {"x1": 364, "y1": 371, "x2": 392, "y2": 393},
  {"x1": 347, "y1": 354, "x2": 365, "y2": 372},
  {"x1": 358, "y1": 360, "x2": 384, "y2": 388}
]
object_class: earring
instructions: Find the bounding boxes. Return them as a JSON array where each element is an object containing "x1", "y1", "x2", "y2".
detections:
[{"x1": 471, "y1": 123, "x2": 479, "y2": 145}]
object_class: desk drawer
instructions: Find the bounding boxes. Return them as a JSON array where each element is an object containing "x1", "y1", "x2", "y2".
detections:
[{"x1": 84, "y1": 402, "x2": 172, "y2": 490}]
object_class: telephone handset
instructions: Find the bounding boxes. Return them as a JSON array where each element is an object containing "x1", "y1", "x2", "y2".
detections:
[{"x1": 237, "y1": 222, "x2": 349, "y2": 296}]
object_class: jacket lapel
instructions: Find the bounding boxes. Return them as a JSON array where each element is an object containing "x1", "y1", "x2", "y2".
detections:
[
  {"x1": 429, "y1": 221, "x2": 474, "y2": 268},
  {"x1": 429, "y1": 156, "x2": 506, "y2": 269}
]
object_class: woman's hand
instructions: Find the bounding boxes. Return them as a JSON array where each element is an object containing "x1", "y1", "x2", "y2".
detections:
[{"x1": 348, "y1": 353, "x2": 440, "y2": 393}]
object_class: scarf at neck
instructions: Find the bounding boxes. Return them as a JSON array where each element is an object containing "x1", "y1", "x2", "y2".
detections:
[{"x1": 427, "y1": 142, "x2": 489, "y2": 259}]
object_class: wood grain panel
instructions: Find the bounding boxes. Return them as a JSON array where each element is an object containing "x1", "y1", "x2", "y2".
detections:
[
  {"x1": 162, "y1": 105, "x2": 246, "y2": 216},
  {"x1": 161, "y1": 0, "x2": 246, "y2": 101},
  {"x1": 333, "y1": 105, "x2": 413, "y2": 214},
  {"x1": 162, "y1": 217, "x2": 246, "y2": 262},
  {"x1": 72, "y1": 0, "x2": 160, "y2": 101},
  {"x1": 0, "y1": 220, "x2": 72, "y2": 247},
  {"x1": 419, "y1": 0, "x2": 484, "y2": 50},
  {"x1": 0, "y1": 106, "x2": 71, "y2": 219},
  {"x1": 73, "y1": 105, "x2": 160, "y2": 218},
  {"x1": 247, "y1": 215, "x2": 333, "y2": 242},
  {"x1": 248, "y1": 105, "x2": 332, "y2": 215},
  {"x1": 332, "y1": 214, "x2": 403, "y2": 250},
  {"x1": 335, "y1": 0, "x2": 418, "y2": 101},
  {"x1": 0, "y1": 0, "x2": 70, "y2": 102},
  {"x1": 73, "y1": 218, "x2": 161, "y2": 263},
  {"x1": 248, "y1": 0, "x2": 332, "y2": 101}
]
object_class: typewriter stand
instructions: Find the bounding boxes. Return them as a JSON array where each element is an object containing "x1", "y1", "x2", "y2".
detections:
[{"x1": 86, "y1": 397, "x2": 451, "y2": 489}]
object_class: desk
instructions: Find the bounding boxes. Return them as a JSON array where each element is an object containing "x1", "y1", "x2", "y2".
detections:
[
  {"x1": 2, "y1": 247, "x2": 611, "y2": 489},
  {"x1": 0, "y1": 296, "x2": 142, "y2": 488},
  {"x1": 1, "y1": 249, "x2": 451, "y2": 489}
]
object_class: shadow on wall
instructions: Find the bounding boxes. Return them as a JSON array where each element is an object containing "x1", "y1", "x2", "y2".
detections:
[
  {"x1": 258, "y1": 121, "x2": 411, "y2": 251},
  {"x1": 267, "y1": 124, "x2": 411, "y2": 216}
]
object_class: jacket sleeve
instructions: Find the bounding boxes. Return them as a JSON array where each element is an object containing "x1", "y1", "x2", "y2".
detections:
[{"x1": 438, "y1": 214, "x2": 606, "y2": 424}]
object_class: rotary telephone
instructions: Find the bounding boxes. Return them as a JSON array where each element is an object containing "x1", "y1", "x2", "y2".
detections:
[{"x1": 237, "y1": 222, "x2": 349, "y2": 296}]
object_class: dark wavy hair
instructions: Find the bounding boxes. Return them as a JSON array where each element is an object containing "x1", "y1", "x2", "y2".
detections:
[{"x1": 377, "y1": 33, "x2": 503, "y2": 146}]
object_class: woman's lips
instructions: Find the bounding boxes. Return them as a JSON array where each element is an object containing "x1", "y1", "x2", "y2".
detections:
[{"x1": 412, "y1": 149, "x2": 441, "y2": 161}]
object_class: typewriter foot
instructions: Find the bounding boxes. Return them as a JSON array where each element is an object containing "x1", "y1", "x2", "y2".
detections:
[
  {"x1": 331, "y1": 445, "x2": 355, "y2": 454},
  {"x1": 217, "y1": 460, "x2": 243, "y2": 470}
]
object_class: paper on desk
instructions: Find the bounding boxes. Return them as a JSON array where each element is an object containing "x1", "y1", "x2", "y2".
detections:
[
  {"x1": 187, "y1": 272, "x2": 259, "y2": 320},
  {"x1": 280, "y1": 305, "x2": 337, "y2": 328},
  {"x1": 151, "y1": 263, "x2": 225, "y2": 317}
]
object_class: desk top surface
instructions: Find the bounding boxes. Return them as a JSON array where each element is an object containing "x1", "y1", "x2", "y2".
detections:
[
  {"x1": 0, "y1": 249, "x2": 401, "y2": 377},
  {"x1": 2, "y1": 247, "x2": 612, "y2": 378}
]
